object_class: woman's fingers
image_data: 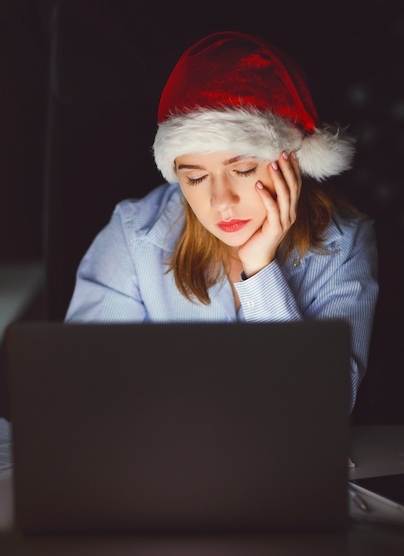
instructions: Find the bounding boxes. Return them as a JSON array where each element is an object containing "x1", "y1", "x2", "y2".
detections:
[
  {"x1": 266, "y1": 151, "x2": 301, "y2": 228},
  {"x1": 239, "y1": 151, "x2": 302, "y2": 277}
]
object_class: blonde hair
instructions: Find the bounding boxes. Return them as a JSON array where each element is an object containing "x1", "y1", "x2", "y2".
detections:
[{"x1": 168, "y1": 179, "x2": 360, "y2": 304}]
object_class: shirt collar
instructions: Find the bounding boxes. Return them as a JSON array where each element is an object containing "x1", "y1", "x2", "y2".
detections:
[
  {"x1": 143, "y1": 184, "x2": 185, "y2": 252},
  {"x1": 322, "y1": 213, "x2": 344, "y2": 245}
]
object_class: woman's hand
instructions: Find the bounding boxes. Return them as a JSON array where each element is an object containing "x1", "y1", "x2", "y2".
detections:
[{"x1": 237, "y1": 151, "x2": 302, "y2": 278}]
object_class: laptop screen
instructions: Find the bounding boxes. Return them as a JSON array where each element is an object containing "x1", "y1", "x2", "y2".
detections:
[{"x1": 6, "y1": 320, "x2": 350, "y2": 534}]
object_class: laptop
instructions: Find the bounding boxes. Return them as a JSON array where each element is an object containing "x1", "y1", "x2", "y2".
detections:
[{"x1": 5, "y1": 320, "x2": 350, "y2": 535}]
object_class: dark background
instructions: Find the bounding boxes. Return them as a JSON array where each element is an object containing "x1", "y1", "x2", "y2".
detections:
[{"x1": 0, "y1": 0, "x2": 403, "y2": 424}]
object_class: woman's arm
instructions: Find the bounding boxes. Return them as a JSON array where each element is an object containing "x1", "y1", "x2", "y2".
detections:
[{"x1": 65, "y1": 206, "x2": 147, "y2": 323}]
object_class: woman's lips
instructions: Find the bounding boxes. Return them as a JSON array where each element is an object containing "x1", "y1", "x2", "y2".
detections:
[{"x1": 217, "y1": 219, "x2": 251, "y2": 232}]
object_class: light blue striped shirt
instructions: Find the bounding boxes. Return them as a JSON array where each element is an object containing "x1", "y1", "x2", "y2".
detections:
[{"x1": 66, "y1": 182, "x2": 379, "y2": 410}]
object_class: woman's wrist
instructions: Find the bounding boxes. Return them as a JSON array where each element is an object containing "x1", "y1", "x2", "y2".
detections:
[
  {"x1": 241, "y1": 255, "x2": 276, "y2": 279},
  {"x1": 241, "y1": 258, "x2": 275, "y2": 279}
]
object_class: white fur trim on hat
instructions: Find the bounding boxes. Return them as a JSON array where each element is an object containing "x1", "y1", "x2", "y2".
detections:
[{"x1": 153, "y1": 107, "x2": 355, "y2": 183}]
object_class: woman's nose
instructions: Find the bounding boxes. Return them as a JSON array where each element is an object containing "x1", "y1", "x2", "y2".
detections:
[{"x1": 210, "y1": 178, "x2": 239, "y2": 211}]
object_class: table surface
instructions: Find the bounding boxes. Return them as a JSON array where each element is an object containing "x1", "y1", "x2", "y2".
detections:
[
  {"x1": 0, "y1": 425, "x2": 403, "y2": 555},
  {"x1": 349, "y1": 425, "x2": 404, "y2": 480}
]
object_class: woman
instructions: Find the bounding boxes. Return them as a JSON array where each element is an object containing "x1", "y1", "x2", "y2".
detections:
[{"x1": 65, "y1": 31, "x2": 379, "y2": 410}]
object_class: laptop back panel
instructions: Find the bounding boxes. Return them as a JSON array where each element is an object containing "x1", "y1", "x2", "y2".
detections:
[{"x1": 6, "y1": 321, "x2": 350, "y2": 534}]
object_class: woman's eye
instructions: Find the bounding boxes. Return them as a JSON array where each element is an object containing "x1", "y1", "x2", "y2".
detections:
[
  {"x1": 187, "y1": 176, "x2": 206, "y2": 185},
  {"x1": 235, "y1": 167, "x2": 257, "y2": 177}
]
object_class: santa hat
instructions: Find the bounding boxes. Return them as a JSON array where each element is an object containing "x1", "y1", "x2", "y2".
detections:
[{"x1": 153, "y1": 31, "x2": 355, "y2": 183}]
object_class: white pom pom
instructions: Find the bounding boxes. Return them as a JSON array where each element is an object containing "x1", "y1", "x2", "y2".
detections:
[{"x1": 297, "y1": 126, "x2": 356, "y2": 181}]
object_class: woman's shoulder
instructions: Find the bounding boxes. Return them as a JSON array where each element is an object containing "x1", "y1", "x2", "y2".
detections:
[
  {"x1": 331, "y1": 207, "x2": 375, "y2": 236},
  {"x1": 109, "y1": 182, "x2": 184, "y2": 242},
  {"x1": 115, "y1": 182, "x2": 181, "y2": 222},
  {"x1": 322, "y1": 208, "x2": 377, "y2": 256}
]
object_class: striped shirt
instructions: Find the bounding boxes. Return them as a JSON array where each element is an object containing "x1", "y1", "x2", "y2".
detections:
[{"x1": 66, "y1": 182, "x2": 379, "y2": 410}]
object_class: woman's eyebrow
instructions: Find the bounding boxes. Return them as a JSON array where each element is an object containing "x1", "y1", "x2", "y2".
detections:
[
  {"x1": 223, "y1": 155, "x2": 251, "y2": 165},
  {"x1": 177, "y1": 155, "x2": 255, "y2": 171},
  {"x1": 177, "y1": 164, "x2": 204, "y2": 170}
]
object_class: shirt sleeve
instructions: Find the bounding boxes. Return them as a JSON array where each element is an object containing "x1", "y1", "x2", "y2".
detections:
[
  {"x1": 235, "y1": 261, "x2": 303, "y2": 322},
  {"x1": 234, "y1": 216, "x2": 379, "y2": 411},
  {"x1": 65, "y1": 207, "x2": 147, "y2": 323}
]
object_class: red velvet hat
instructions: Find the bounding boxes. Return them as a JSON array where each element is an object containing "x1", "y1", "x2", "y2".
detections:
[{"x1": 153, "y1": 31, "x2": 355, "y2": 183}]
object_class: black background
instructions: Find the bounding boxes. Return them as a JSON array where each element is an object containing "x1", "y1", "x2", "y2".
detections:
[{"x1": 0, "y1": 0, "x2": 403, "y2": 424}]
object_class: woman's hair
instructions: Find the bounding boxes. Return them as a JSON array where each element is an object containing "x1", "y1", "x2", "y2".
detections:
[{"x1": 168, "y1": 179, "x2": 360, "y2": 304}]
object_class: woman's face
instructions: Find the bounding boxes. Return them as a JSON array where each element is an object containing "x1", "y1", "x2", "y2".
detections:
[{"x1": 175, "y1": 151, "x2": 274, "y2": 249}]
